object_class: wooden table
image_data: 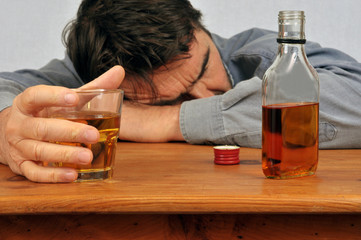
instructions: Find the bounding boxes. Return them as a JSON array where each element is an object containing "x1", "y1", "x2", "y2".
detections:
[{"x1": 1, "y1": 142, "x2": 361, "y2": 239}]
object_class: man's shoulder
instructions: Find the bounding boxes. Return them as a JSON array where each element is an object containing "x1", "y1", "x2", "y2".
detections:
[
  {"x1": 211, "y1": 28, "x2": 276, "y2": 47},
  {"x1": 230, "y1": 28, "x2": 276, "y2": 41},
  {"x1": 211, "y1": 28, "x2": 277, "y2": 59},
  {"x1": 212, "y1": 28, "x2": 279, "y2": 83}
]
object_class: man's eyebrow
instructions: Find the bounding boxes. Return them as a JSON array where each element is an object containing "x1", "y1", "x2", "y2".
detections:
[{"x1": 193, "y1": 46, "x2": 210, "y2": 86}]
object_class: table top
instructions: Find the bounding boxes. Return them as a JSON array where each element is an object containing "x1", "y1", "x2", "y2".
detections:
[{"x1": 1, "y1": 142, "x2": 361, "y2": 214}]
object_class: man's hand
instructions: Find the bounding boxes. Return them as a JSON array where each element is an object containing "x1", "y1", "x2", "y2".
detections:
[
  {"x1": 119, "y1": 101, "x2": 184, "y2": 142},
  {"x1": 0, "y1": 66, "x2": 125, "y2": 182}
]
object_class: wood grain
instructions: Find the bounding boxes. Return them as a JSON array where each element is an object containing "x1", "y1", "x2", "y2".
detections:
[{"x1": 0, "y1": 142, "x2": 361, "y2": 214}]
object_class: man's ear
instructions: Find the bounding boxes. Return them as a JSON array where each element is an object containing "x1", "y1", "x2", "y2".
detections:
[{"x1": 80, "y1": 65, "x2": 125, "y2": 90}]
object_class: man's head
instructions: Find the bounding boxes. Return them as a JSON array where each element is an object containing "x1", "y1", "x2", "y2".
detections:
[{"x1": 64, "y1": 0, "x2": 210, "y2": 102}]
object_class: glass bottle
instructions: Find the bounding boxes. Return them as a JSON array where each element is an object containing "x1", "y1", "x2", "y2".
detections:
[{"x1": 262, "y1": 10, "x2": 320, "y2": 179}]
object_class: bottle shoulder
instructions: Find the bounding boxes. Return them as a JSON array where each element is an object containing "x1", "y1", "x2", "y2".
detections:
[{"x1": 264, "y1": 46, "x2": 318, "y2": 80}]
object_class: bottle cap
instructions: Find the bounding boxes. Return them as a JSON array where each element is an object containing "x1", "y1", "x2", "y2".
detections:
[{"x1": 213, "y1": 145, "x2": 240, "y2": 165}]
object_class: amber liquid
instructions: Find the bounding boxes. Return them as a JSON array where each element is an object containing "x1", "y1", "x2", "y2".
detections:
[
  {"x1": 262, "y1": 102, "x2": 319, "y2": 179},
  {"x1": 50, "y1": 111, "x2": 120, "y2": 181}
]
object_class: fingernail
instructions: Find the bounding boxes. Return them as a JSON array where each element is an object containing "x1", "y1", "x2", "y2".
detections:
[
  {"x1": 78, "y1": 151, "x2": 92, "y2": 164},
  {"x1": 64, "y1": 171, "x2": 77, "y2": 182},
  {"x1": 64, "y1": 93, "x2": 76, "y2": 104},
  {"x1": 85, "y1": 130, "x2": 98, "y2": 142}
]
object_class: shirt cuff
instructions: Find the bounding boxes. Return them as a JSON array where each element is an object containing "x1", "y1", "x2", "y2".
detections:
[
  {"x1": 180, "y1": 95, "x2": 225, "y2": 144},
  {"x1": 0, "y1": 79, "x2": 25, "y2": 111}
]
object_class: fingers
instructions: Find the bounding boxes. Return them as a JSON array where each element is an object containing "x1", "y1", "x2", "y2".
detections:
[
  {"x1": 21, "y1": 117, "x2": 99, "y2": 144},
  {"x1": 20, "y1": 160, "x2": 78, "y2": 183},
  {"x1": 18, "y1": 139, "x2": 93, "y2": 165},
  {"x1": 5, "y1": 114, "x2": 98, "y2": 182},
  {"x1": 14, "y1": 85, "x2": 79, "y2": 115},
  {"x1": 80, "y1": 65, "x2": 125, "y2": 90}
]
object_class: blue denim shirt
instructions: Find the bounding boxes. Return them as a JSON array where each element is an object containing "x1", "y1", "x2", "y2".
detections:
[{"x1": 1, "y1": 28, "x2": 361, "y2": 148}]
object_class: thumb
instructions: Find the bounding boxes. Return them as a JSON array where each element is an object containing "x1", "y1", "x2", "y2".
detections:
[{"x1": 80, "y1": 65, "x2": 125, "y2": 90}]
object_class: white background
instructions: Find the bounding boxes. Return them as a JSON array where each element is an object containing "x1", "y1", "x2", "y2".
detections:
[{"x1": 0, "y1": 0, "x2": 360, "y2": 72}]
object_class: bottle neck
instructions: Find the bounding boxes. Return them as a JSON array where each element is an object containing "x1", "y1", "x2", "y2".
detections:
[
  {"x1": 277, "y1": 11, "x2": 305, "y2": 43},
  {"x1": 278, "y1": 42, "x2": 305, "y2": 57}
]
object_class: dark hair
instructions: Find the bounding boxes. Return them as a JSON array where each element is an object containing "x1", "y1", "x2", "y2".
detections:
[{"x1": 63, "y1": 0, "x2": 205, "y2": 101}]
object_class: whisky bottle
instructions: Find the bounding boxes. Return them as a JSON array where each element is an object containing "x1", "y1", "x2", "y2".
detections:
[{"x1": 262, "y1": 11, "x2": 320, "y2": 179}]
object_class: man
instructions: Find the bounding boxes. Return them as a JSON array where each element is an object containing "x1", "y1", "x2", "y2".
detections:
[{"x1": 1, "y1": 0, "x2": 361, "y2": 183}]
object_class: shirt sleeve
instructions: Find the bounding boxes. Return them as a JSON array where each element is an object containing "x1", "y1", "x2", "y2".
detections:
[
  {"x1": 0, "y1": 78, "x2": 26, "y2": 111},
  {"x1": 0, "y1": 55, "x2": 83, "y2": 112}
]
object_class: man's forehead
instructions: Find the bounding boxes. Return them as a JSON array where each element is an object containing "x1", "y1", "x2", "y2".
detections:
[{"x1": 121, "y1": 30, "x2": 212, "y2": 102}]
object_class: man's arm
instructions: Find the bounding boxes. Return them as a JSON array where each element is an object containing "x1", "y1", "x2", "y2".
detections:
[{"x1": 119, "y1": 101, "x2": 184, "y2": 142}]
